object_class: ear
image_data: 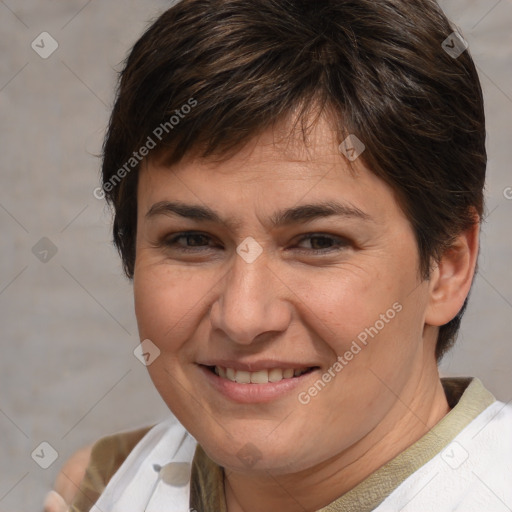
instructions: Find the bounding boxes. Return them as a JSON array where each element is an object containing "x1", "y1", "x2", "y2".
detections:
[{"x1": 424, "y1": 217, "x2": 480, "y2": 327}]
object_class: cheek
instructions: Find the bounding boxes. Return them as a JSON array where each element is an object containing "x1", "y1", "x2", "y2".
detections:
[
  {"x1": 133, "y1": 262, "x2": 210, "y2": 351},
  {"x1": 291, "y1": 265, "x2": 391, "y2": 352},
  {"x1": 295, "y1": 258, "x2": 424, "y2": 378}
]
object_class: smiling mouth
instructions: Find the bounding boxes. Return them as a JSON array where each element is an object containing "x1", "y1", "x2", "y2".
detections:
[{"x1": 205, "y1": 365, "x2": 318, "y2": 384}]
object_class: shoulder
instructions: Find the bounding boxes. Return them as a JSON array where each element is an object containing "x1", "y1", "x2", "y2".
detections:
[
  {"x1": 68, "y1": 426, "x2": 153, "y2": 512},
  {"x1": 477, "y1": 399, "x2": 512, "y2": 453},
  {"x1": 51, "y1": 444, "x2": 95, "y2": 507},
  {"x1": 86, "y1": 425, "x2": 154, "y2": 473}
]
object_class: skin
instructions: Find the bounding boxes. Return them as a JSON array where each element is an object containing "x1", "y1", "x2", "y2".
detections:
[
  {"x1": 132, "y1": 113, "x2": 479, "y2": 512},
  {"x1": 46, "y1": 445, "x2": 93, "y2": 512}
]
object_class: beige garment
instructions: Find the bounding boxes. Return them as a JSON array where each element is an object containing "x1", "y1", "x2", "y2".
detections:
[{"x1": 70, "y1": 377, "x2": 495, "y2": 512}]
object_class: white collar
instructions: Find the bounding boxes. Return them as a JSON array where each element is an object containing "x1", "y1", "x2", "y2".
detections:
[{"x1": 91, "y1": 417, "x2": 197, "y2": 512}]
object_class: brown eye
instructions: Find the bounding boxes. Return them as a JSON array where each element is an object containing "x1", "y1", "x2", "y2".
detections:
[
  {"x1": 180, "y1": 234, "x2": 209, "y2": 247},
  {"x1": 294, "y1": 234, "x2": 349, "y2": 253},
  {"x1": 163, "y1": 232, "x2": 218, "y2": 251}
]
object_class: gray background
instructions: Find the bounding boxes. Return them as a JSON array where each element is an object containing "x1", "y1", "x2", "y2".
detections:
[{"x1": 0, "y1": 1, "x2": 510, "y2": 510}]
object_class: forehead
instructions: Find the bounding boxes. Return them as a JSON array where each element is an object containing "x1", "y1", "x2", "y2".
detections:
[
  {"x1": 142, "y1": 114, "x2": 359, "y2": 184},
  {"x1": 136, "y1": 113, "x2": 403, "y2": 229}
]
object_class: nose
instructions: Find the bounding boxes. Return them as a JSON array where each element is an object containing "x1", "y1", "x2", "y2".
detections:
[{"x1": 209, "y1": 250, "x2": 292, "y2": 345}]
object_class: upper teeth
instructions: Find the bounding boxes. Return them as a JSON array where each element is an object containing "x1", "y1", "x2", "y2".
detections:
[{"x1": 214, "y1": 366, "x2": 309, "y2": 383}]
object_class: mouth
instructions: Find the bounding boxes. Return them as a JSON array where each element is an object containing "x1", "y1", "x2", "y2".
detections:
[
  {"x1": 203, "y1": 365, "x2": 319, "y2": 384},
  {"x1": 197, "y1": 363, "x2": 322, "y2": 403}
]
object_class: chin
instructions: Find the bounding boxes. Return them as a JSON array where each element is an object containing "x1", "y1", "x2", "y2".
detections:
[{"x1": 201, "y1": 433, "x2": 311, "y2": 475}]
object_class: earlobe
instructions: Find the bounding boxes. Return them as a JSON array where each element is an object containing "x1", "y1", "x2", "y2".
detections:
[{"x1": 425, "y1": 218, "x2": 480, "y2": 327}]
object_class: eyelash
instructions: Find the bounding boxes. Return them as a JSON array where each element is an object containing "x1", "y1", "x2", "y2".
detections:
[{"x1": 161, "y1": 231, "x2": 349, "y2": 254}]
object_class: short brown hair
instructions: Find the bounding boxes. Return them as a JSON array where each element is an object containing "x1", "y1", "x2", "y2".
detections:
[{"x1": 101, "y1": 0, "x2": 486, "y2": 361}]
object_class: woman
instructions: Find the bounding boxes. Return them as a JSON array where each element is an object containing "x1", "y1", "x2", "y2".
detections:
[{"x1": 47, "y1": 0, "x2": 512, "y2": 510}]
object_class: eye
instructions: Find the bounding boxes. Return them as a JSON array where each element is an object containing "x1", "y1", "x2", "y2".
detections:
[
  {"x1": 157, "y1": 231, "x2": 349, "y2": 255},
  {"x1": 162, "y1": 231, "x2": 220, "y2": 252},
  {"x1": 294, "y1": 234, "x2": 349, "y2": 253}
]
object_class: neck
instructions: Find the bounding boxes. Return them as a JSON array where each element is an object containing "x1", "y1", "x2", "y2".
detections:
[{"x1": 224, "y1": 368, "x2": 450, "y2": 512}]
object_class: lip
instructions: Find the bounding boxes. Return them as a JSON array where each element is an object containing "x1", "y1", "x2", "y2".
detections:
[
  {"x1": 197, "y1": 363, "x2": 320, "y2": 404},
  {"x1": 197, "y1": 359, "x2": 317, "y2": 372}
]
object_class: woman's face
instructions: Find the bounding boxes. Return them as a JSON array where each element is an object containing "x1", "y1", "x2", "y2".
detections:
[{"x1": 133, "y1": 116, "x2": 435, "y2": 474}]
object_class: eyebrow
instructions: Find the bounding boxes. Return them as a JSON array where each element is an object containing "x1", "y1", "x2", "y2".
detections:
[{"x1": 145, "y1": 200, "x2": 372, "y2": 229}]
